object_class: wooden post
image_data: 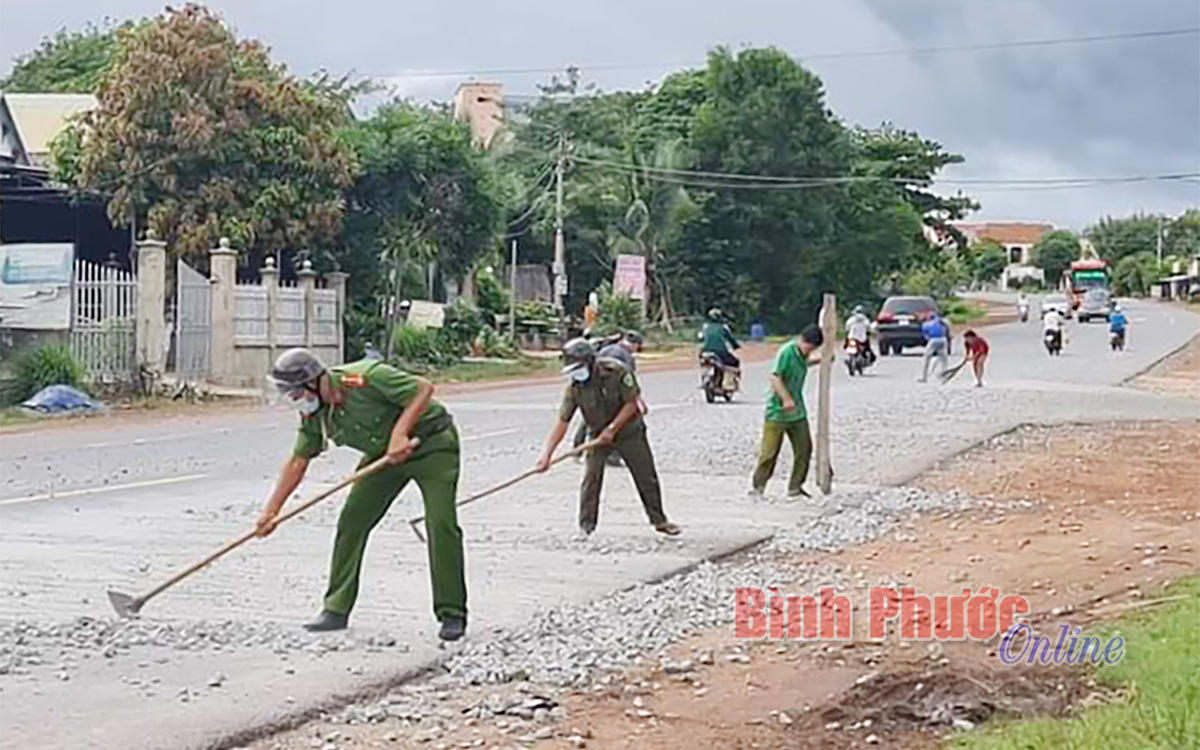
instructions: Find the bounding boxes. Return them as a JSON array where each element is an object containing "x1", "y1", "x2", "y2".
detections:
[{"x1": 814, "y1": 292, "x2": 836, "y2": 495}]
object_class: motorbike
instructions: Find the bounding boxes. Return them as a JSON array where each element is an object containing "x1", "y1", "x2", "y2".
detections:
[
  {"x1": 1044, "y1": 328, "x2": 1063, "y2": 356},
  {"x1": 700, "y1": 352, "x2": 740, "y2": 403},
  {"x1": 845, "y1": 338, "x2": 872, "y2": 376},
  {"x1": 1110, "y1": 329, "x2": 1125, "y2": 351},
  {"x1": 1017, "y1": 302, "x2": 1029, "y2": 322}
]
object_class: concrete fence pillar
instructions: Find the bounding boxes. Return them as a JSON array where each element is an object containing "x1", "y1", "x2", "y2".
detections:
[
  {"x1": 261, "y1": 256, "x2": 279, "y2": 368},
  {"x1": 325, "y1": 270, "x2": 348, "y2": 364},
  {"x1": 209, "y1": 237, "x2": 238, "y2": 383},
  {"x1": 298, "y1": 258, "x2": 318, "y2": 348},
  {"x1": 135, "y1": 233, "x2": 168, "y2": 376}
]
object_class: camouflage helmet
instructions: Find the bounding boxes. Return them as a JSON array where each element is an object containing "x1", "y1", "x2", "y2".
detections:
[
  {"x1": 624, "y1": 330, "x2": 644, "y2": 344},
  {"x1": 268, "y1": 348, "x2": 326, "y2": 394},
  {"x1": 560, "y1": 337, "x2": 596, "y2": 376}
]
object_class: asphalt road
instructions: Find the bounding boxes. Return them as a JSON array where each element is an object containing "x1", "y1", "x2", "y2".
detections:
[{"x1": 0, "y1": 297, "x2": 1197, "y2": 750}]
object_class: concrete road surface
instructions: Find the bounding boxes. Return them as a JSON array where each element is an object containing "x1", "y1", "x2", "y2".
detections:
[{"x1": 1, "y1": 299, "x2": 1197, "y2": 750}]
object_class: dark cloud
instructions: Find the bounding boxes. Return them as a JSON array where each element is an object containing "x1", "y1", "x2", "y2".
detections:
[{"x1": 2, "y1": 0, "x2": 1196, "y2": 227}]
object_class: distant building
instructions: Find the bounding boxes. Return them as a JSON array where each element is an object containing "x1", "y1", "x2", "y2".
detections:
[
  {"x1": 454, "y1": 82, "x2": 503, "y2": 149},
  {"x1": 955, "y1": 221, "x2": 1054, "y2": 289},
  {"x1": 0, "y1": 93, "x2": 97, "y2": 167}
]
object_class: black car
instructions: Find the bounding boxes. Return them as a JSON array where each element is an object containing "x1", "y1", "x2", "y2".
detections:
[{"x1": 875, "y1": 296, "x2": 951, "y2": 355}]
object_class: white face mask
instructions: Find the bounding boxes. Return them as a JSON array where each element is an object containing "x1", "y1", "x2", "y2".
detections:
[
  {"x1": 567, "y1": 366, "x2": 591, "y2": 384},
  {"x1": 294, "y1": 393, "x2": 321, "y2": 416}
]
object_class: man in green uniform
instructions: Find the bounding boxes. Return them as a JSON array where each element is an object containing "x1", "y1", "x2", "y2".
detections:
[
  {"x1": 537, "y1": 339, "x2": 682, "y2": 539},
  {"x1": 255, "y1": 348, "x2": 467, "y2": 641},
  {"x1": 750, "y1": 325, "x2": 824, "y2": 499}
]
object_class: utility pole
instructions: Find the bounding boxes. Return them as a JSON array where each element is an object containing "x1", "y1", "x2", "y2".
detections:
[
  {"x1": 1157, "y1": 215, "x2": 1164, "y2": 269},
  {"x1": 814, "y1": 292, "x2": 837, "y2": 495},
  {"x1": 509, "y1": 238, "x2": 518, "y2": 342},
  {"x1": 552, "y1": 133, "x2": 567, "y2": 343}
]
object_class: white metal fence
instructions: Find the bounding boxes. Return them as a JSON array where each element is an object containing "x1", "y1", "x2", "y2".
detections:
[{"x1": 70, "y1": 260, "x2": 137, "y2": 382}]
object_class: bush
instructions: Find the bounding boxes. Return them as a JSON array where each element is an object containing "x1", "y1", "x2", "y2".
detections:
[
  {"x1": 474, "y1": 267, "x2": 510, "y2": 318},
  {"x1": 595, "y1": 283, "x2": 644, "y2": 334},
  {"x1": 440, "y1": 299, "x2": 485, "y2": 355},
  {"x1": 390, "y1": 325, "x2": 458, "y2": 368},
  {"x1": 7, "y1": 345, "x2": 85, "y2": 403}
]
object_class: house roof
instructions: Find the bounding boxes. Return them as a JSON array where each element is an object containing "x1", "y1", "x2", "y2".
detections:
[
  {"x1": 954, "y1": 222, "x2": 1054, "y2": 245},
  {"x1": 1, "y1": 93, "x2": 97, "y2": 155}
]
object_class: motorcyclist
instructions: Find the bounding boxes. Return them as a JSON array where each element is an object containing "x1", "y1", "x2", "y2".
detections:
[
  {"x1": 1017, "y1": 292, "x2": 1030, "y2": 322},
  {"x1": 845, "y1": 305, "x2": 875, "y2": 364},
  {"x1": 1109, "y1": 303, "x2": 1128, "y2": 344},
  {"x1": 700, "y1": 308, "x2": 741, "y2": 370},
  {"x1": 1042, "y1": 306, "x2": 1064, "y2": 349}
]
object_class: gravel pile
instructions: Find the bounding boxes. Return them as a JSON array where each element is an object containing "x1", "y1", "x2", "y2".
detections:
[
  {"x1": 0, "y1": 617, "x2": 403, "y2": 677},
  {"x1": 310, "y1": 484, "x2": 979, "y2": 739}
]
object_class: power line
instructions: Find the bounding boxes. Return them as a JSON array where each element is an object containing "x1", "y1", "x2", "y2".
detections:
[
  {"x1": 573, "y1": 156, "x2": 1200, "y2": 189},
  {"x1": 372, "y1": 27, "x2": 1199, "y2": 81}
]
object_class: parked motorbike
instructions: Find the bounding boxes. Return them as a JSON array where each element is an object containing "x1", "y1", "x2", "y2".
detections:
[
  {"x1": 1110, "y1": 329, "x2": 1125, "y2": 351},
  {"x1": 1044, "y1": 329, "x2": 1063, "y2": 356},
  {"x1": 699, "y1": 353, "x2": 740, "y2": 403},
  {"x1": 845, "y1": 339, "x2": 872, "y2": 376}
]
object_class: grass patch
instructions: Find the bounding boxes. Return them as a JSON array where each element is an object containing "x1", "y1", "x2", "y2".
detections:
[
  {"x1": 0, "y1": 408, "x2": 41, "y2": 429},
  {"x1": 950, "y1": 576, "x2": 1200, "y2": 750},
  {"x1": 943, "y1": 297, "x2": 988, "y2": 326},
  {"x1": 425, "y1": 357, "x2": 560, "y2": 384}
]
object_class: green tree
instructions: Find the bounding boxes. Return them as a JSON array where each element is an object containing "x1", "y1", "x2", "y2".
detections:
[
  {"x1": 1085, "y1": 214, "x2": 1161, "y2": 263},
  {"x1": 972, "y1": 238, "x2": 1008, "y2": 284},
  {"x1": 1166, "y1": 209, "x2": 1200, "y2": 259},
  {"x1": 1033, "y1": 230, "x2": 1080, "y2": 287},
  {"x1": 54, "y1": 4, "x2": 355, "y2": 267},
  {"x1": 0, "y1": 22, "x2": 123, "y2": 93},
  {"x1": 1112, "y1": 251, "x2": 1159, "y2": 296},
  {"x1": 342, "y1": 101, "x2": 499, "y2": 354}
]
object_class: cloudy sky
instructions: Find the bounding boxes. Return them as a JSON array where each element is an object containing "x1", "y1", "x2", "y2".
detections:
[{"x1": 3, "y1": 0, "x2": 1197, "y2": 228}]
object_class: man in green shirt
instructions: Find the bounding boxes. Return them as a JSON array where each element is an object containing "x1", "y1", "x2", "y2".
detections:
[
  {"x1": 537, "y1": 338, "x2": 681, "y2": 539},
  {"x1": 750, "y1": 325, "x2": 824, "y2": 498},
  {"x1": 255, "y1": 348, "x2": 467, "y2": 641}
]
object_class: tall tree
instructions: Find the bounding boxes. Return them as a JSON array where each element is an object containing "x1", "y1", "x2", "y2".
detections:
[
  {"x1": 688, "y1": 47, "x2": 856, "y2": 327},
  {"x1": 1033, "y1": 230, "x2": 1081, "y2": 287},
  {"x1": 342, "y1": 102, "x2": 499, "y2": 353},
  {"x1": 53, "y1": 4, "x2": 355, "y2": 267},
  {"x1": 1085, "y1": 214, "x2": 1161, "y2": 264},
  {"x1": 1, "y1": 23, "x2": 122, "y2": 93}
]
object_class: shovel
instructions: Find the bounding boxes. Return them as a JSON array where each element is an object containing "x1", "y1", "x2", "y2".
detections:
[
  {"x1": 406, "y1": 437, "x2": 604, "y2": 542},
  {"x1": 107, "y1": 445, "x2": 413, "y2": 619}
]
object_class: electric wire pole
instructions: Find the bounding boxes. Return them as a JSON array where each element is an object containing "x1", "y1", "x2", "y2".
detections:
[{"x1": 553, "y1": 133, "x2": 567, "y2": 344}]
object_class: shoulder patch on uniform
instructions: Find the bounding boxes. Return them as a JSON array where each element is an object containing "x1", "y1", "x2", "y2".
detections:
[
  {"x1": 622, "y1": 371, "x2": 635, "y2": 387},
  {"x1": 342, "y1": 373, "x2": 366, "y2": 388}
]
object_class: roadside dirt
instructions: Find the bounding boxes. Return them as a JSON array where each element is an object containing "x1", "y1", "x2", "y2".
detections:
[{"x1": 1130, "y1": 332, "x2": 1200, "y2": 398}]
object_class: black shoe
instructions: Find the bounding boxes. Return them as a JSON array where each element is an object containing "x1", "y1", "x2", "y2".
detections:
[
  {"x1": 303, "y1": 610, "x2": 348, "y2": 632},
  {"x1": 439, "y1": 615, "x2": 467, "y2": 642}
]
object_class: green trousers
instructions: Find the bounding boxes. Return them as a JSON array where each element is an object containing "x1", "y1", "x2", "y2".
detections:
[
  {"x1": 323, "y1": 427, "x2": 466, "y2": 622},
  {"x1": 580, "y1": 427, "x2": 669, "y2": 532},
  {"x1": 751, "y1": 419, "x2": 812, "y2": 495}
]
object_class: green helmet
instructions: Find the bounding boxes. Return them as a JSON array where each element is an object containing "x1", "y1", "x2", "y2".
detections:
[
  {"x1": 560, "y1": 337, "x2": 595, "y2": 376},
  {"x1": 269, "y1": 348, "x2": 326, "y2": 394},
  {"x1": 624, "y1": 330, "x2": 644, "y2": 345}
]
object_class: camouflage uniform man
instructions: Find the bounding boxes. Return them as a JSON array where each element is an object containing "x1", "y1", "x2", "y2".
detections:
[
  {"x1": 537, "y1": 338, "x2": 682, "y2": 539},
  {"x1": 256, "y1": 348, "x2": 467, "y2": 641}
]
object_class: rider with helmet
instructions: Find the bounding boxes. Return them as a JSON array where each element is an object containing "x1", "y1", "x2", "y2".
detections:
[
  {"x1": 845, "y1": 304, "x2": 875, "y2": 364},
  {"x1": 700, "y1": 308, "x2": 741, "y2": 369}
]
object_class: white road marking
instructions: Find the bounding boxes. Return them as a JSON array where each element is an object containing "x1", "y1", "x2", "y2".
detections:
[{"x1": 0, "y1": 473, "x2": 208, "y2": 507}]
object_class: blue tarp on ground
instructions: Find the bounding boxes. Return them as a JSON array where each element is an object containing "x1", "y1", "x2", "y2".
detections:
[{"x1": 20, "y1": 385, "x2": 104, "y2": 413}]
